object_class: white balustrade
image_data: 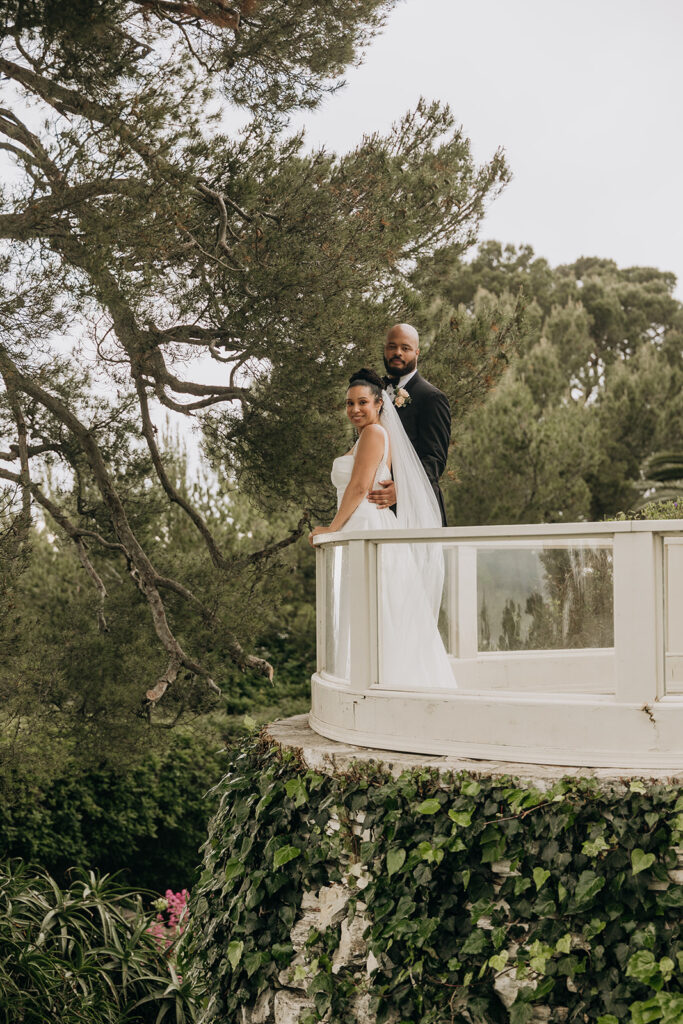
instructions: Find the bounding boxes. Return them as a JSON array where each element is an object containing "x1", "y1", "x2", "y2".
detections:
[{"x1": 310, "y1": 520, "x2": 683, "y2": 769}]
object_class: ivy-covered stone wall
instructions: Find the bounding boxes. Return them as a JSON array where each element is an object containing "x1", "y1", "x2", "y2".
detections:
[{"x1": 184, "y1": 731, "x2": 683, "y2": 1024}]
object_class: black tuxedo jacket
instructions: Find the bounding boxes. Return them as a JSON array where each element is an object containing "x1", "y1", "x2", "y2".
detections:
[{"x1": 392, "y1": 371, "x2": 451, "y2": 526}]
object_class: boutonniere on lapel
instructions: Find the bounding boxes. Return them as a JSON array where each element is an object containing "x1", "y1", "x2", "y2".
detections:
[{"x1": 393, "y1": 387, "x2": 411, "y2": 408}]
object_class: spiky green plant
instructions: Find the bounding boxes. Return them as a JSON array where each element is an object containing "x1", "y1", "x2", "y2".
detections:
[{"x1": 0, "y1": 861, "x2": 200, "y2": 1023}]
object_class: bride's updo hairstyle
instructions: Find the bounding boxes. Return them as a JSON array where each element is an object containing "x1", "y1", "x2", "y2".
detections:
[{"x1": 348, "y1": 367, "x2": 383, "y2": 404}]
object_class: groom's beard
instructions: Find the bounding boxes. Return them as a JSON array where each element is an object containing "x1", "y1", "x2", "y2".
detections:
[{"x1": 383, "y1": 354, "x2": 417, "y2": 379}]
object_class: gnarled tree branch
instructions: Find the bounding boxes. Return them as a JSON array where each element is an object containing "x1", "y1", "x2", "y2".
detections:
[{"x1": 0, "y1": 346, "x2": 222, "y2": 704}]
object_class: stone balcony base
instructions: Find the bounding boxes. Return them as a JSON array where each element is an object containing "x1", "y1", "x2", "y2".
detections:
[
  {"x1": 310, "y1": 673, "x2": 683, "y2": 772},
  {"x1": 268, "y1": 713, "x2": 683, "y2": 782}
]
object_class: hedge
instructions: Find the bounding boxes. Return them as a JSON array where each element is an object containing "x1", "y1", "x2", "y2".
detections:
[{"x1": 0, "y1": 731, "x2": 228, "y2": 891}]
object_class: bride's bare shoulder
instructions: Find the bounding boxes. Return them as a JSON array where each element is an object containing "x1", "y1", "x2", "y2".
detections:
[{"x1": 358, "y1": 423, "x2": 385, "y2": 446}]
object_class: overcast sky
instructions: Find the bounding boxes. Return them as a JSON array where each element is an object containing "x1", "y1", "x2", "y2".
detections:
[{"x1": 290, "y1": 0, "x2": 683, "y2": 297}]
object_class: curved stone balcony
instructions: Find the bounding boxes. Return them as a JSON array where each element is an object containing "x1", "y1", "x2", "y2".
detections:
[{"x1": 311, "y1": 520, "x2": 683, "y2": 770}]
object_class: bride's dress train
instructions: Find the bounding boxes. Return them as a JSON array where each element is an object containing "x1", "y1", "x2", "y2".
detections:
[{"x1": 329, "y1": 425, "x2": 456, "y2": 689}]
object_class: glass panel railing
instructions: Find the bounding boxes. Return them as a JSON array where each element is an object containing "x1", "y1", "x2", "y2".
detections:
[
  {"x1": 664, "y1": 539, "x2": 683, "y2": 695},
  {"x1": 477, "y1": 543, "x2": 614, "y2": 652},
  {"x1": 438, "y1": 545, "x2": 453, "y2": 651}
]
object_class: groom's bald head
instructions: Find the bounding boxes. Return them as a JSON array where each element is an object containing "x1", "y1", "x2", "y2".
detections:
[
  {"x1": 384, "y1": 323, "x2": 420, "y2": 377},
  {"x1": 387, "y1": 323, "x2": 419, "y2": 347}
]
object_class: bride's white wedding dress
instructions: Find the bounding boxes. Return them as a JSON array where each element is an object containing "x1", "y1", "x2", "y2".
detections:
[{"x1": 329, "y1": 424, "x2": 456, "y2": 689}]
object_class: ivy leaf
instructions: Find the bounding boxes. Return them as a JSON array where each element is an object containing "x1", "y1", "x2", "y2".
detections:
[
  {"x1": 630, "y1": 997, "x2": 666, "y2": 1024},
  {"x1": 533, "y1": 867, "x2": 550, "y2": 890},
  {"x1": 555, "y1": 933, "x2": 572, "y2": 955},
  {"x1": 630, "y1": 780, "x2": 647, "y2": 794},
  {"x1": 626, "y1": 950, "x2": 660, "y2": 987},
  {"x1": 659, "y1": 956, "x2": 675, "y2": 984},
  {"x1": 509, "y1": 1002, "x2": 534, "y2": 1024},
  {"x1": 534, "y1": 977, "x2": 555, "y2": 1001},
  {"x1": 309, "y1": 971, "x2": 334, "y2": 996},
  {"x1": 631, "y1": 848, "x2": 656, "y2": 876},
  {"x1": 489, "y1": 951, "x2": 509, "y2": 972},
  {"x1": 657, "y1": 886, "x2": 683, "y2": 909},
  {"x1": 461, "y1": 779, "x2": 481, "y2": 797},
  {"x1": 285, "y1": 777, "x2": 308, "y2": 807},
  {"x1": 596, "y1": 1016, "x2": 619, "y2": 1024},
  {"x1": 570, "y1": 870, "x2": 605, "y2": 909},
  {"x1": 461, "y1": 929, "x2": 488, "y2": 955},
  {"x1": 273, "y1": 845, "x2": 301, "y2": 869},
  {"x1": 224, "y1": 858, "x2": 244, "y2": 882},
  {"x1": 660, "y1": 993, "x2": 683, "y2": 1024},
  {"x1": 417, "y1": 798, "x2": 441, "y2": 815},
  {"x1": 387, "y1": 847, "x2": 406, "y2": 877},
  {"x1": 244, "y1": 951, "x2": 263, "y2": 978},
  {"x1": 311, "y1": 973, "x2": 333, "y2": 1018},
  {"x1": 194, "y1": 896, "x2": 208, "y2": 917},
  {"x1": 582, "y1": 835, "x2": 610, "y2": 857},
  {"x1": 583, "y1": 918, "x2": 606, "y2": 941},
  {"x1": 417, "y1": 841, "x2": 444, "y2": 865},
  {"x1": 227, "y1": 940, "x2": 244, "y2": 971},
  {"x1": 449, "y1": 808, "x2": 473, "y2": 827},
  {"x1": 480, "y1": 825, "x2": 506, "y2": 863}
]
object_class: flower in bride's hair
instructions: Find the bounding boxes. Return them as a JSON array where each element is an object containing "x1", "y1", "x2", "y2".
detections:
[{"x1": 394, "y1": 387, "x2": 411, "y2": 409}]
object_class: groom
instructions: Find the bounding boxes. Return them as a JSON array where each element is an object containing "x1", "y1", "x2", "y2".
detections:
[{"x1": 368, "y1": 323, "x2": 451, "y2": 526}]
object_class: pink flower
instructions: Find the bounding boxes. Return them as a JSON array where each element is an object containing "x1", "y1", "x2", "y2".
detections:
[{"x1": 146, "y1": 889, "x2": 189, "y2": 951}]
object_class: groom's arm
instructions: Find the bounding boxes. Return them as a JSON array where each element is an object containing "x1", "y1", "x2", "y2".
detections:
[{"x1": 418, "y1": 390, "x2": 451, "y2": 492}]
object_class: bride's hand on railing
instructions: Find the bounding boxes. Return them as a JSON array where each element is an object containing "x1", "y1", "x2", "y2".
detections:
[
  {"x1": 368, "y1": 479, "x2": 396, "y2": 509},
  {"x1": 308, "y1": 525, "x2": 331, "y2": 547}
]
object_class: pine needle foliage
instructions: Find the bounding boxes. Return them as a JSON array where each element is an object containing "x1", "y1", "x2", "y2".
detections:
[
  {"x1": 0, "y1": 2, "x2": 515, "y2": 717},
  {"x1": 411, "y1": 242, "x2": 683, "y2": 524}
]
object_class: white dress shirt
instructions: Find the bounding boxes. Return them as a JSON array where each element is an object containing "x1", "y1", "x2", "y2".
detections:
[{"x1": 397, "y1": 369, "x2": 418, "y2": 389}]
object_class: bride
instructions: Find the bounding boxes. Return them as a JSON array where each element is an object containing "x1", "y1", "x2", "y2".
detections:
[{"x1": 309, "y1": 368, "x2": 456, "y2": 690}]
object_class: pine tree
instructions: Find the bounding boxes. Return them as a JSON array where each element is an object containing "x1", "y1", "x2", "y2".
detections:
[{"x1": 0, "y1": 3, "x2": 516, "y2": 716}]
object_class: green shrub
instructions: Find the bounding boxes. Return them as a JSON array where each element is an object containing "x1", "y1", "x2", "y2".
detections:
[
  {"x1": 0, "y1": 731, "x2": 228, "y2": 891},
  {"x1": 185, "y1": 735, "x2": 683, "y2": 1024},
  {"x1": 0, "y1": 861, "x2": 200, "y2": 1023},
  {"x1": 612, "y1": 498, "x2": 683, "y2": 521}
]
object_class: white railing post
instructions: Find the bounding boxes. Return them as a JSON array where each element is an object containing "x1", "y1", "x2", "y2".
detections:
[
  {"x1": 315, "y1": 545, "x2": 326, "y2": 674},
  {"x1": 613, "y1": 530, "x2": 660, "y2": 704},
  {"x1": 348, "y1": 539, "x2": 378, "y2": 690},
  {"x1": 456, "y1": 544, "x2": 479, "y2": 659}
]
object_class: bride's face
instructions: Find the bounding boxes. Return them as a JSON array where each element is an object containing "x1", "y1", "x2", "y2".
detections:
[{"x1": 346, "y1": 385, "x2": 382, "y2": 430}]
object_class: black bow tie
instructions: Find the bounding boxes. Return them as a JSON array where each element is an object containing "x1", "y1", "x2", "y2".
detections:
[{"x1": 383, "y1": 375, "x2": 401, "y2": 387}]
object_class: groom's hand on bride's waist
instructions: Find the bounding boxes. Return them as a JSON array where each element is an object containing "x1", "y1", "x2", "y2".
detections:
[{"x1": 368, "y1": 479, "x2": 396, "y2": 509}]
